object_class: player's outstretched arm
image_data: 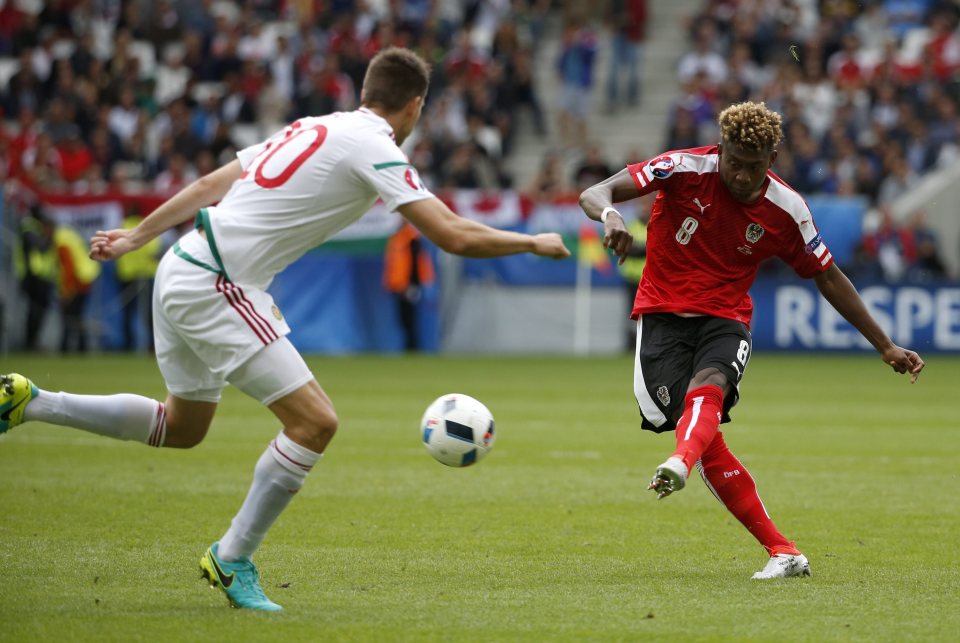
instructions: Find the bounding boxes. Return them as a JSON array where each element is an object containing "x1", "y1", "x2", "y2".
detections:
[
  {"x1": 814, "y1": 264, "x2": 925, "y2": 382},
  {"x1": 579, "y1": 168, "x2": 641, "y2": 265},
  {"x1": 89, "y1": 160, "x2": 243, "y2": 261},
  {"x1": 398, "y1": 197, "x2": 570, "y2": 259}
]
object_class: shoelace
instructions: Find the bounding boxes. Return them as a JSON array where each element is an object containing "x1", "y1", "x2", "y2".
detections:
[{"x1": 234, "y1": 563, "x2": 270, "y2": 601}]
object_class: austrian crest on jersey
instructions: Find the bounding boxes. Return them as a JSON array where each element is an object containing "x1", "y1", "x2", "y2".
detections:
[
  {"x1": 656, "y1": 385, "x2": 671, "y2": 407},
  {"x1": 745, "y1": 223, "x2": 765, "y2": 243}
]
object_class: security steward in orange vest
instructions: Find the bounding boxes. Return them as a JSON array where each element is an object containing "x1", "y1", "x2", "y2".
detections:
[{"x1": 383, "y1": 222, "x2": 435, "y2": 351}]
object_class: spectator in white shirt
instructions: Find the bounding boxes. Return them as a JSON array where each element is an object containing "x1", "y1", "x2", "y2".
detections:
[
  {"x1": 155, "y1": 49, "x2": 191, "y2": 107},
  {"x1": 107, "y1": 85, "x2": 142, "y2": 143},
  {"x1": 677, "y1": 20, "x2": 727, "y2": 86}
]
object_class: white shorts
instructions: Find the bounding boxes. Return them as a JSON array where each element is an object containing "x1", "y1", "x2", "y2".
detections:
[{"x1": 153, "y1": 229, "x2": 312, "y2": 404}]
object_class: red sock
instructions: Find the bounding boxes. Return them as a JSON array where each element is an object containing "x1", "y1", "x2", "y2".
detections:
[
  {"x1": 671, "y1": 384, "x2": 724, "y2": 473},
  {"x1": 698, "y1": 432, "x2": 800, "y2": 556}
]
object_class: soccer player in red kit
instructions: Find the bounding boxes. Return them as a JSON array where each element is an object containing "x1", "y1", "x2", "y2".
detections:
[{"x1": 579, "y1": 101, "x2": 924, "y2": 579}]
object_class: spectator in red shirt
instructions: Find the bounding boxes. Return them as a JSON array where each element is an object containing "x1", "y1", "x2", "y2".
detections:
[
  {"x1": 6, "y1": 107, "x2": 41, "y2": 180},
  {"x1": 22, "y1": 131, "x2": 64, "y2": 187},
  {"x1": 924, "y1": 10, "x2": 960, "y2": 80},
  {"x1": 56, "y1": 125, "x2": 94, "y2": 184},
  {"x1": 827, "y1": 32, "x2": 867, "y2": 89}
]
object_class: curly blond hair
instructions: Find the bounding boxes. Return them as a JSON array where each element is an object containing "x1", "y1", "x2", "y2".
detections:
[{"x1": 718, "y1": 101, "x2": 782, "y2": 152}]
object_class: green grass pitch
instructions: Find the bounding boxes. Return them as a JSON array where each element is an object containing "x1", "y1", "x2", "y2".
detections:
[{"x1": 1, "y1": 353, "x2": 958, "y2": 641}]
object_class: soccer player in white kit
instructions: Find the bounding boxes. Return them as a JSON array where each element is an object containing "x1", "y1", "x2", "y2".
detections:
[{"x1": 0, "y1": 48, "x2": 570, "y2": 611}]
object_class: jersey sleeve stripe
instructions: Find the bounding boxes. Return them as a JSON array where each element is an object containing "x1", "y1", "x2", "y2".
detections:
[
  {"x1": 820, "y1": 252, "x2": 833, "y2": 266},
  {"x1": 372, "y1": 161, "x2": 415, "y2": 170},
  {"x1": 631, "y1": 167, "x2": 648, "y2": 189}
]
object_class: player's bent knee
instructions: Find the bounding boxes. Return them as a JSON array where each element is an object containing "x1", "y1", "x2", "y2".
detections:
[
  {"x1": 283, "y1": 405, "x2": 338, "y2": 453},
  {"x1": 307, "y1": 406, "x2": 338, "y2": 442},
  {"x1": 161, "y1": 396, "x2": 217, "y2": 448},
  {"x1": 161, "y1": 422, "x2": 209, "y2": 448},
  {"x1": 689, "y1": 368, "x2": 730, "y2": 392}
]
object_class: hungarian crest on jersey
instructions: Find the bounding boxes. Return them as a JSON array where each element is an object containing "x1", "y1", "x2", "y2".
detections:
[{"x1": 745, "y1": 223, "x2": 765, "y2": 243}]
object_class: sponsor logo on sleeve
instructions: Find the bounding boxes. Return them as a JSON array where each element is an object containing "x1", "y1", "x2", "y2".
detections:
[
  {"x1": 804, "y1": 233, "x2": 823, "y2": 254},
  {"x1": 648, "y1": 156, "x2": 675, "y2": 179}
]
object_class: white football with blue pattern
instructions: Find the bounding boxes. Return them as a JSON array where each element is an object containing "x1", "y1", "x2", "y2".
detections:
[{"x1": 420, "y1": 393, "x2": 496, "y2": 467}]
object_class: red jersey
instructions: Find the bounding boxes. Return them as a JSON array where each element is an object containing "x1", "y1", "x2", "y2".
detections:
[{"x1": 627, "y1": 145, "x2": 833, "y2": 326}]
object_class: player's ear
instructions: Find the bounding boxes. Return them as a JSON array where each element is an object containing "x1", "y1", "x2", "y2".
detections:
[
  {"x1": 407, "y1": 95, "x2": 423, "y2": 115},
  {"x1": 768, "y1": 149, "x2": 778, "y2": 167}
]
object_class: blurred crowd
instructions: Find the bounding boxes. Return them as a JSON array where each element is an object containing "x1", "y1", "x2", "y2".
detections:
[
  {"x1": 664, "y1": 0, "x2": 958, "y2": 281},
  {"x1": 1, "y1": 0, "x2": 955, "y2": 290},
  {"x1": 667, "y1": 0, "x2": 960, "y2": 207},
  {"x1": 0, "y1": 0, "x2": 552, "y2": 196}
]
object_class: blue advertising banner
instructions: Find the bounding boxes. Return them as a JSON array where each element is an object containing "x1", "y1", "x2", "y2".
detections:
[
  {"x1": 750, "y1": 278, "x2": 960, "y2": 353},
  {"x1": 270, "y1": 253, "x2": 440, "y2": 354}
]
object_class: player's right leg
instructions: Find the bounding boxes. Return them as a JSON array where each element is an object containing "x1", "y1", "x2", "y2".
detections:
[
  {"x1": 648, "y1": 317, "x2": 750, "y2": 499},
  {"x1": 0, "y1": 373, "x2": 38, "y2": 434},
  {"x1": 632, "y1": 314, "x2": 702, "y2": 499},
  {"x1": 3, "y1": 304, "x2": 220, "y2": 447},
  {"x1": 1, "y1": 371, "x2": 216, "y2": 447}
]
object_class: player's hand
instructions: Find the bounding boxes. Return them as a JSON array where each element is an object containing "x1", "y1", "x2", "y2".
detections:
[
  {"x1": 881, "y1": 344, "x2": 925, "y2": 383},
  {"x1": 532, "y1": 233, "x2": 571, "y2": 259},
  {"x1": 603, "y1": 214, "x2": 633, "y2": 265},
  {"x1": 89, "y1": 228, "x2": 139, "y2": 261}
]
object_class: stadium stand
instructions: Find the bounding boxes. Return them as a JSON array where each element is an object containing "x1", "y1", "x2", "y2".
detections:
[
  {"x1": 0, "y1": 0, "x2": 552, "y2": 194},
  {"x1": 0, "y1": 0, "x2": 957, "y2": 354},
  {"x1": 650, "y1": 0, "x2": 960, "y2": 278}
]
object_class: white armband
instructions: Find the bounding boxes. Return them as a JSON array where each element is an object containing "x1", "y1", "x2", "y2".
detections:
[{"x1": 600, "y1": 207, "x2": 621, "y2": 224}]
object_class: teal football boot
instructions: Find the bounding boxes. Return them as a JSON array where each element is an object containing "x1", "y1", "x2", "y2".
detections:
[
  {"x1": 200, "y1": 543, "x2": 283, "y2": 612},
  {"x1": 0, "y1": 373, "x2": 38, "y2": 434}
]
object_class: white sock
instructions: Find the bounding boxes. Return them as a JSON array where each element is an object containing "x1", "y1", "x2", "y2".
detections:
[
  {"x1": 217, "y1": 431, "x2": 322, "y2": 562},
  {"x1": 23, "y1": 390, "x2": 167, "y2": 446}
]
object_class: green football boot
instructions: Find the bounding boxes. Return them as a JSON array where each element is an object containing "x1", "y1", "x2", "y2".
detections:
[
  {"x1": 0, "y1": 373, "x2": 38, "y2": 434},
  {"x1": 200, "y1": 543, "x2": 283, "y2": 612}
]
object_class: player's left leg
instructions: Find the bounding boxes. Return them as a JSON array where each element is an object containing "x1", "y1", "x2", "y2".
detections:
[
  {"x1": 697, "y1": 432, "x2": 810, "y2": 579},
  {"x1": 201, "y1": 338, "x2": 330, "y2": 611}
]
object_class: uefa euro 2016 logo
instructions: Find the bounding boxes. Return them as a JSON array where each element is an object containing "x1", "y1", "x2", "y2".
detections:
[{"x1": 649, "y1": 156, "x2": 675, "y2": 179}]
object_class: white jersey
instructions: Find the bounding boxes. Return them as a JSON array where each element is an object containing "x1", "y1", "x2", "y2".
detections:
[{"x1": 201, "y1": 107, "x2": 434, "y2": 290}]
